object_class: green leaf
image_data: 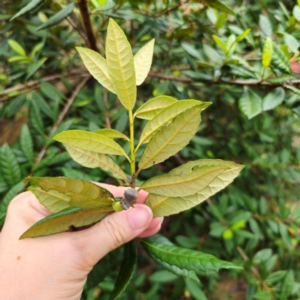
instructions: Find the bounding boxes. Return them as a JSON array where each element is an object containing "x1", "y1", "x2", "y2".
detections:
[
  {"x1": 134, "y1": 39, "x2": 155, "y2": 85},
  {"x1": 76, "y1": 47, "x2": 116, "y2": 94},
  {"x1": 262, "y1": 87, "x2": 285, "y2": 111},
  {"x1": 138, "y1": 100, "x2": 210, "y2": 145},
  {"x1": 10, "y1": 0, "x2": 46, "y2": 20},
  {"x1": 20, "y1": 124, "x2": 34, "y2": 162},
  {"x1": 238, "y1": 88, "x2": 262, "y2": 119},
  {"x1": 272, "y1": 42, "x2": 292, "y2": 74},
  {"x1": 134, "y1": 96, "x2": 178, "y2": 120},
  {"x1": 29, "y1": 100, "x2": 44, "y2": 135},
  {"x1": 265, "y1": 271, "x2": 287, "y2": 284},
  {"x1": 235, "y1": 28, "x2": 251, "y2": 43},
  {"x1": 0, "y1": 143, "x2": 22, "y2": 186},
  {"x1": 138, "y1": 106, "x2": 203, "y2": 170},
  {"x1": 284, "y1": 34, "x2": 299, "y2": 53},
  {"x1": 278, "y1": 270, "x2": 294, "y2": 300},
  {"x1": 212, "y1": 35, "x2": 228, "y2": 54},
  {"x1": 37, "y1": 3, "x2": 75, "y2": 31},
  {"x1": 31, "y1": 91, "x2": 54, "y2": 120},
  {"x1": 95, "y1": 128, "x2": 129, "y2": 141},
  {"x1": 109, "y1": 241, "x2": 137, "y2": 300},
  {"x1": 262, "y1": 37, "x2": 273, "y2": 68},
  {"x1": 106, "y1": 19, "x2": 136, "y2": 110},
  {"x1": 141, "y1": 235, "x2": 242, "y2": 276},
  {"x1": 20, "y1": 206, "x2": 113, "y2": 239},
  {"x1": 65, "y1": 145, "x2": 129, "y2": 183},
  {"x1": 54, "y1": 130, "x2": 129, "y2": 159},
  {"x1": 145, "y1": 159, "x2": 243, "y2": 217},
  {"x1": 185, "y1": 278, "x2": 208, "y2": 300},
  {"x1": 200, "y1": 0, "x2": 235, "y2": 15},
  {"x1": 259, "y1": 15, "x2": 272, "y2": 36},
  {"x1": 149, "y1": 270, "x2": 178, "y2": 283},
  {"x1": 8, "y1": 39, "x2": 26, "y2": 57},
  {"x1": 142, "y1": 164, "x2": 228, "y2": 197},
  {"x1": 28, "y1": 177, "x2": 114, "y2": 212},
  {"x1": 26, "y1": 57, "x2": 47, "y2": 80}
]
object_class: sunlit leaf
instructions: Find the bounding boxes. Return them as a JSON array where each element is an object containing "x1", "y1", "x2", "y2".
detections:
[
  {"x1": 212, "y1": 35, "x2": 228, "y2": 54},
  {"x1": 37, "y1": 3, "x2": 75, "y2": 31},
  {"x1": 95, "y1": 128, "x2": 129, "y2": 141},
  {"x1": 238, "y1": 88, "x2": 262, "y2": 119},
  {"x1": 20, "y1": 206, "x2": 113, "y2": 239},
  {"x1": 54, "y1": 130, "x2": 129, "y2": 159},
  {"x1": 109, "y1": 241, "x2": 137, "y2": 300},
  {"x1": 106, "y1": 19, "x2": 136, "y2": 110},
  {"x1": 8, "y1": 39, "x2": 26, "y2": 57},
  {"x1": 138, "y1": 100, "x2": 211, "y2": 145},
  {"x1": 76, "y1": 47, "x2": 116, "y2": 93},
  {"x1": 10, "y1": 0, "x2": 46, "y2": 21},
  {"x1": 28, "y1": 177, "x2": 114, "y2": 212},
  {"x1": 65, "y1": 146, "x2": 129, "y2": 182},
  {"x1": 138, "y1": 106, "x2": 204, "y2": 170},
  {"x1": 134, "y1": 96, "x2": 178, "y2": 120},
  {"x1": 262, "y1": 87, "x2": 285, "y2": 111},
  {"x1": 235, "y1": 28, "x2": 251, "y2": 43},
  {"x1": 134, "y1": 39, "x2": 155, "y2": 85},
  {"x1": 141, "y1": 235, "x2": 242, "y2": 275},
  {"x1": 262, "y1": 37, "x2": 273, "y2": 68}
]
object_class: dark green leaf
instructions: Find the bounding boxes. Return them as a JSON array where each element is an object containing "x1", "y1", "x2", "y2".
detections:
[
  {"x1": 149, "y1": 270, "x2": 178, "y2": 283},
  {"x1": 20, "y1": 124, "x2": 34, "y2": 162},
  {"x1": 10, "y1": 0, "x2": 46, "y2": 20},
  {"x1": 185, "y1": 278, "x2": 208, "y2": 300},
  {"x1": 262, "y1": 87, "x2": 285, "y2": 111},
  {"x1": 109, "y1": 241, "x2": 137, "y2": 300},
  {"x1": 272, "y1": 42, "x2": 292, "y2": 74},
  {"x1": 37, "y1": 3, "x2": 75, "y2": 31}
]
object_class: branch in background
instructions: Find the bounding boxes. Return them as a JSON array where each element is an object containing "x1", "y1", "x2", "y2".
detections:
[
  {"x1": 34, "y1": 76, "x2": 90, "y2": 167},
  {"x1": 77, "y1": 0, "x2": 98, "y2": 52}
]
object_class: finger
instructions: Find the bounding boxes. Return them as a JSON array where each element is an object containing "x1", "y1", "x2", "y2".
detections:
[
  {"x1": 137, "y1": 217, "x2": 163, "y2": 238},
  {"x1": 73, "y1": 204, "x2": 153, "y2": 266}
]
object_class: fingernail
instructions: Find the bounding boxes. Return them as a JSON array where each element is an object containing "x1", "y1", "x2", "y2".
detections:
[{"x1": 127, "y1": 205, "x2": 152, "y2": 230}]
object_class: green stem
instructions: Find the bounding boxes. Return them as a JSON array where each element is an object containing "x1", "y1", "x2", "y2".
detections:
[{"x1": 129, "y1": 109, "x2": 136, "y2": 187}]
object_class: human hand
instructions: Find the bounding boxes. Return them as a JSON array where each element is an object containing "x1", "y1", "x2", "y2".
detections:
[{"x1": 0, "y1": 184, "x2": 161, "y2": 300}]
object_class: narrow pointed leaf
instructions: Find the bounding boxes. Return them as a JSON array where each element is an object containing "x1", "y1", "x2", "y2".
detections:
[
  {"x1": 134, "y1": 96, "x2": 178, "y2": 120},
  {"x1": 28, "y1": 177, "x2": 114, "y2": 212},
  {"x1": 54, "y1": 130, "x2": 129, "y2": 159},
  {"x1": 141, "y1": 235, "x2": 242, "y2": 275},
  {"x1": 20, "y1": 124, "x2": 34, "y2": 162},
  {"x1": 20, "y1": 207, "x2": 113, "y2": 239},
  {"x1": 262, "y1": 37, "x2": 273, "y2": 68},
  {"x1": 138, "y1": 106, "x2": 203, "y2": 170},
  {"x1": 238, "y1": 88, "x2": 262, "y2": 119},
  {"x1": 76, "y1": 47, "x2": 116, "y2": 93},
  {"x1": 272, "y1": 42, "x2": 292, "y2": 74},
  {"x1": 95, "y1": 128, "x2": 129, "y2": 141},
  {"x1": 146, "y1": 160, "x2": 244, "y2": 217},
  {"x1": 134, "y1": 39, "x2": 155, "y2": 85},
  {"x1": 109, "y1": 241, "x2": 137, "y2": 300},
  {"x1": 37, "y1": 3, "x2": 75, "y2": 31},
  {"x1": 10, "y1": 0, "x2": 46, "y2": 21},
  {"x1": 142, "y1": 165, "x2": 227, "y2": 197},
  {"x1": 8, "y1": 40, "x2": 26, "y2": 56},
  {"x1": 65, "y1": 145, "x2": 129, "y2": 182},
  {"x1": 262, "y1": 87, "x2": 285, "y2": 111},
  {"x1": 212, "y1": 35, "x2": 228, "y2": 54},
  {"x1": 106, "y1": 19, "x2": 136, "y2": 110},
  {"x1": 139, "y1": 100, "x2": 211, "y2": 145}
]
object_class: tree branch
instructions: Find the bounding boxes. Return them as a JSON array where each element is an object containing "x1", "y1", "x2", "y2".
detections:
[{"x1": 77, "y1": 0, "x2": 98, "y2": 51}]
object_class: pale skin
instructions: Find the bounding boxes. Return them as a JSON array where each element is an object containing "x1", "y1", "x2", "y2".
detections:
[{"x1": 0, "y1": 184, "x2": 162, "y2": 300}]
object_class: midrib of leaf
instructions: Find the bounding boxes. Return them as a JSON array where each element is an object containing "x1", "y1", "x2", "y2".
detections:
[
  {"x1": 149, "y1": 195, "x2": 169, "y2": 210},
  {"x1": 110, "y1": 25, "x2": 132, "y2": 110},
  {"x1": 30, "y1": 188, "x2": 71, "y2": 202},
  {"x1": 138, "y1": 109, "x2": 200, "y2": 171}
]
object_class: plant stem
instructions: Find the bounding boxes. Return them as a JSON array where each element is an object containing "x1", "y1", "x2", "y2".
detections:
[{"x1": 129, "y1": 109, "x2": 136, "y2": 187}]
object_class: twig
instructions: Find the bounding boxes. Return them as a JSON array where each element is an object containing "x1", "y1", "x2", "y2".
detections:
[
  {"x1": 77, "y1": 0, "x2": 98, "y2": 51},
  {"x1": 66, "y1": 16, "x2": 87, "y2": 43},
  {"x1": 103, "y1": 89, "x2": 111, "y2": 128},
  {"x1": 34, "y1": 76, "x2": 90, "y2": 166}
]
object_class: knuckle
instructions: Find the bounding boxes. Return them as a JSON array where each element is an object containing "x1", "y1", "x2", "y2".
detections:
[{"x1": 102, "y1": 217, "x2": 127, "y2": 248}]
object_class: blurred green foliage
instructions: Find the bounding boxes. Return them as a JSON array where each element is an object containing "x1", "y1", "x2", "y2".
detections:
[{"x1": 1, "y1": 0, "x2": 300, "y2": 299}]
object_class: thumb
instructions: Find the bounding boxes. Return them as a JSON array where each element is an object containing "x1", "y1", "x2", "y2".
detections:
[{"x1": 74, "y1": 204, "x2": 153, "y2": 266}]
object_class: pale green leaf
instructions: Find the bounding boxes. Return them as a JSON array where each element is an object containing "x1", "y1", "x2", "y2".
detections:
[
  {"x1": 8, "y1": 39, "x2": 26, "y2": 57},
  {"x1": 37, "y1": 3, "x2": 75, "y2": 31},
  {"x1": 65, "y1": 145, "x2": 129, "y2": 182},
  {"x1": 284, "y1": 34, "x2": 300, "y2": 53},
  {"x1": 138, "y1": 100, "x2": 211, "y2": 145},
  {"x1": 138, "y1": 106, "x2": 204, "y2": 170},
  {"x1": 259, "y1": 15, "x2": 272, "y2": 36},
  {"x1": 10, "y1": 0, "x2": 46, "y2": 21},
  {"x1": 54, "y1": 130, "x2": 129, "y2": 159},
  {"x1": 146, "y1": 159, "x2": 244, "y2": 217},
  {"x1": 95, "y1": 128, "x2": 129, "y2": 141},
  {"x1": 28, "y1": 177, "x2": 114, "y2": 212},
  {"x1": 238, "y1": 88, "x2": 262, "y2": 119},
  {"x1": 142, "y1": 164, "x2": 228, "y2": 197},
  {"x1": 134, "y1": 96, "x2": 178, "y2": 120},
  {"x1": 76, "y1": 47, "x2": 116, "y2": 93},
  {"x1": 20, "y1": 207, "x2": 113, "y2": 239},
  {"x1": 134, "y1": 39, "x2": 155, "y2": 85},
  {"x1": 262, "y1": 37, "x2": 273, "y2": 68},
  {"x1": 106, "y1": 19, "x2": 136, "y2": 110},
  {"x1": 212, "y1": 35, "x2": 228, "y2": 54},
  {"x1": 235, "y1": 28, "x2": 251, "y2": 43},
  {"x1": 262, "y1": 87, "x2": 285, "y2": 111}
]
